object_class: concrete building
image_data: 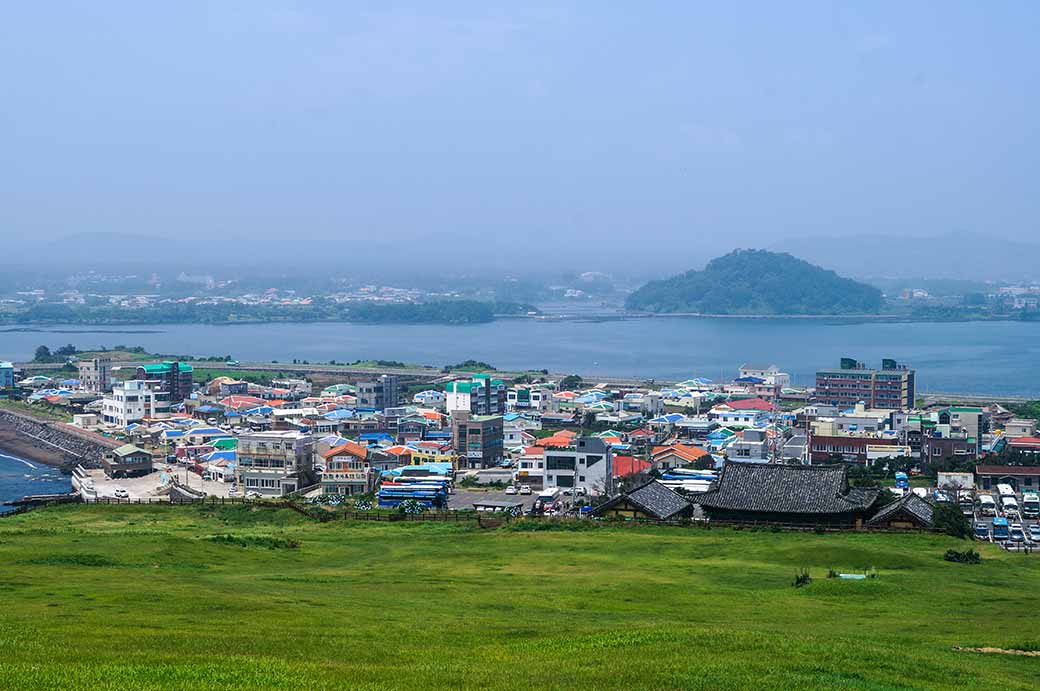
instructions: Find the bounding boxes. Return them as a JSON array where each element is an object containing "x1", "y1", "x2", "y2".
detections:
[
  {"x1": 321, "y1": 440, "x2": 373, "y2": 496},
  {"x1": 1005, "y1": 418, "x2": 1038, "y2": 439},
  {"x1": 451, "y1": 412, "x2": 503, "y2": 469},
  {"x1": 356, "y1": 375, "x2": 399, "y2": 410},
  {"x1": 542, "y1": 436, "x2": 613, "y2": 496},
  {"x1": 0, "y1": 361, "x2": 14, "y2": 390},
  {"x1": 445, "y1": 374, "x2": 506, "y2": 416},
  {"x1": 506, "y1": 385, "x2": 550, "y2": 412},
  {"x1": 101, "y1": 380, "x2": 163, "y2": 427},
  {"x1": 135, "y1": 361, "x2": 193, "y2": 404},
  {"x1": 77, "y1": 356, "x2": 111, "y2": 393},
  {"x1": 236, "y1": 431, "x2": 315, "y2": 496},
  {"x1": 815, "y1": 358, "x2": 915, "y2": 410}
]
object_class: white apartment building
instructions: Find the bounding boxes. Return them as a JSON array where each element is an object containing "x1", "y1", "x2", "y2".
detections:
[
  {"x1": 236, "y1": 431, "x2": 315, "y2": 496},
  {"x1": 542, "y1": 437, "x2": 613, "y2": 496},
  {"x1": 101, "y1": 380, "x2": 163, "y2": 427}
]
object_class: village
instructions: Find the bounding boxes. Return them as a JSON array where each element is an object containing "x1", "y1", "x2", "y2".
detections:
[{"x1": 3, "y1": 355, "x2": 1039, "y2": 544}]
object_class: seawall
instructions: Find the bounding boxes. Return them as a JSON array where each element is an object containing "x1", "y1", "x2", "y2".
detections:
[{"x1": 0, "y1": 409, "x2": 120, "y2": 470}]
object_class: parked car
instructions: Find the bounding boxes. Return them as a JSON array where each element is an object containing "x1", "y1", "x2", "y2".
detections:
[
  {"x1": 1029, "y1": 524, "x2": 1040, "y2": 542},
  {"x1": 505, "y1": 485, "x2": 517, "y2": 495},
  {"x1": 973, "y1": 523, "x2": 990, "y2": 540},
  {"x1": 112, "y1": 487, "x2": 129, "y2": 499},
  {"x1": 1010, "y1": 523, "x2": 1026, "y2": 542},
  {"x1": 519, "y1": 485, "x2": 532, "y2": 495}
]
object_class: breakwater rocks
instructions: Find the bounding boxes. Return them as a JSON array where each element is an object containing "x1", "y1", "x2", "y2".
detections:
[{"x1": 0, "y1": 409, "x2": 119, "y2": 470}]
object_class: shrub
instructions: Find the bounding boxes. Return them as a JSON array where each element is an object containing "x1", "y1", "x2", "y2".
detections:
[
  {"x1": 397, "y1": 499, "x2": 427, "y2": 515},
  {"x1": 944, "y1": 549, "x2": 981, "y2": 564},
  {"x1": 793, "y1": 569, "x2": 812, "y2": 588}
]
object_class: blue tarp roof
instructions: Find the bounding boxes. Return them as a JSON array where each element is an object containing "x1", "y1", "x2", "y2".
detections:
[
  {"x1": 201, "y1": 450, "x2": 237, "y2": 462},
  {"x1": 323, "y1": 409, "x2": 355, "y2": 420},
  {"x1": 360, "y1": 432, "x2": 394, "y2": 442},
  {"x1": 195, "y1": 405, "x2": 222, "y2": 413},
  {"x1": 650, "y1": 413, "x2": 685, "y2": 424}
]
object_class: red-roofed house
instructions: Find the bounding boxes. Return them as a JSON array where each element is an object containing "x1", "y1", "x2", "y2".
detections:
[
  {"x1": 322, "y1": 441, "x2": 374, "y2": 496},
  {"x1": 612, "y1": 456, "x2": 652, "y2": 479},
  {"x1": 651, "y1": 443, "x2": 710, "y2": 471},
  {"x1": 722, "y1": 398, "x2": 774, "y2": 412},
  {"x1": 219, "y1": 395, "x2": 266, "y2": 411}
]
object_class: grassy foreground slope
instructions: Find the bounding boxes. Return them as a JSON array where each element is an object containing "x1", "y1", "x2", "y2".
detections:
[{"x1": 1, "y1": 505, "x2": 1038, "y2": 691}]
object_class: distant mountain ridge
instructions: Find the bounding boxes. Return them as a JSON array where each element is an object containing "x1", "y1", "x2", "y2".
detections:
[{"x1": 625, "y1": 249, "x2": 883, "y2": 315}]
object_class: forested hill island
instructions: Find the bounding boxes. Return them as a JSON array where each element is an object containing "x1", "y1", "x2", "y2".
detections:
[{"x1": 626, "y1": 249, "x2": 885, "y2": 316}]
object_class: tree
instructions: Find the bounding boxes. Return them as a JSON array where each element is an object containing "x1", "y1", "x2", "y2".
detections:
[
  {"x1": 34, "y1": 346, "x2": 52, "y2": 363},
  {"x1": 933, "y1": 502, "x2": 971, "y2": 539},
  {"x1": 559, "y1": 374, "x2": 583, "y2": 390}
]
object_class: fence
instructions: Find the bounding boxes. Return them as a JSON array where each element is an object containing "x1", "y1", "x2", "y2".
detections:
[{"x1": 0, "y1": 495, "x2": 944, "y2": 534}]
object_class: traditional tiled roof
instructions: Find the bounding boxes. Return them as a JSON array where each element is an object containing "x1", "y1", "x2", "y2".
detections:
[
  {"x1": 866, "y1": 492, "x2": 934, "y2": 527},
  {"x1": 594, "y1": 480, "x2": 691, "y2": 520},
  {"x1": 695, "y1": 462, "x2": 879, "y2": 515}
]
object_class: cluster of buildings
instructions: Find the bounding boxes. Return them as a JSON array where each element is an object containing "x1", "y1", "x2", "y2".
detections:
[{"x1": 6, "y1": 350, "x2": 1040, "y2": 531}]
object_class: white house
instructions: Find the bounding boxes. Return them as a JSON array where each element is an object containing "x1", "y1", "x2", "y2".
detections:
[{"x1": 102, "y1": 380, "x2": 164, "y2": 427}]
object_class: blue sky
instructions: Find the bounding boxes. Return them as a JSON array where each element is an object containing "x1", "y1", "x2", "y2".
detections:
[{"x1": 2, "y1": 2, "x2": 1038, "y2": 272}]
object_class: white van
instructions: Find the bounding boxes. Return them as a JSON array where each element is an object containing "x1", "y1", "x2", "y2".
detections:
[
  {"x1": 1002, "y1": 496, "x2": 1020, "y2": 516},
  {"x1": 997, "y1": 483, "x2": 1015, "y2": 499},
  {"x1": 536, "y1": 487, "x2": 562, "y2": 508},
  {"x1": 978, "y1": 494, "x2": 997, "y2": 516}
]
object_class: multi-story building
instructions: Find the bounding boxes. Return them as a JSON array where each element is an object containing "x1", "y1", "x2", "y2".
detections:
[
  {"x1": 77, "y1": 356, "x2": 111, "y2": 393},
  {"x1": 736, "y1": 364, "x2": 791, "y2": 402},
  {"x1": 445, "y1": 374, "x2": 506, "y2": 416},
  {"x1": 451, "y1": 412, "x2": 503, "y2": 469},
  {"x1": 101, "y1": 380, "x2": 164, "y2": 427},
  {"x1": 236, "y1": 431, "x2": 315, "y2": 496},
  {"x1": 135, "y1": 361, "x2": 193, "y2": 404},
  {"x1": 506, "y1": 385, "x2": 550, "y2": 412},
  {"x1": 0, "y1": 361, "x2": 14, "y2": 390},
  {"x1": 321, "y1": 440, "x2": 373, "y2": 496},
  {"x1": 356, "y1": 375, "x2": 399, "y2": 410},
  {"x1": 542, "y1": 437, "x2": 613, "y2": 496},
  {"x1": 809, "y1": 418, "x2": 906, "y2": 465},
  {"x1": 815, "y1": 358, "x2": 915, "y2": 410}
]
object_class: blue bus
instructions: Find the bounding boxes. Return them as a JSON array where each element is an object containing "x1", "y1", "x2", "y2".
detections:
[
  {"x1": 992, "y1": 516, "x2": 1010, "y2": 541},
  {"x1": 895, "y1": 472, "x2": 909, "y2": 490}
]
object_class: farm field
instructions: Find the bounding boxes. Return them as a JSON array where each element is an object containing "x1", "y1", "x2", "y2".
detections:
[{"x1": 1, "y1": 504, "x2": 1039, "y2": 690}]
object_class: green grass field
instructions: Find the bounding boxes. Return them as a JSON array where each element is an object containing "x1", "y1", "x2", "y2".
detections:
[{"x1": 1, "y1": 505, "x2": 1039, "y2": 690}]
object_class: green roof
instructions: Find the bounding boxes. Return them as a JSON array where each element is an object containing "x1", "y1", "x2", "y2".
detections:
[
  {"x1": 212, "y1": 438, "x2": 238, "y2": 450},
  {"x1": 445, "y1": 381, "x2": 473, "y2": 393},
  {"x1": 112, "y1": 444, "x2": 149, "y2": 457},
  {"x1": 141, "y1": 361, "x2": 193, "y2": 374}
]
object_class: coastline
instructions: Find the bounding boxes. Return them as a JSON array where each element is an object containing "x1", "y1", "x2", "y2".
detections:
[{"x1": 0, "y1": 427, "x2": 67, "y2": 468}]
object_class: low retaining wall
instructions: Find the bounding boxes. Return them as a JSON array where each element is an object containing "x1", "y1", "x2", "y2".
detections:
[{"x1": 0, "y1": 409, "x2": 119, "y2": 469}]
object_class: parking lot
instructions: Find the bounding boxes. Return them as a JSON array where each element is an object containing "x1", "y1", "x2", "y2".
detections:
[
  {"x1": 447, "y1": 488, "x2": 539, "y2": 512},
  {"x1": 966, "y1": 486, "x2": 1040, "y2": 548},
  {"x1": 85, "y1": 465, "x2": 235, "y2": 500}
]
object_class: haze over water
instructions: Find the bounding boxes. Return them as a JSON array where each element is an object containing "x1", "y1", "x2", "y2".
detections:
[{"x1": 5, "y1": 318, "x2": 1040, "y2": 396}]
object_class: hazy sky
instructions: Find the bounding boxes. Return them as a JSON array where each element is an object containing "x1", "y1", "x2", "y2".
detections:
[{"x1": 2, "y1": 2, "x2": 1038, "y2": 272}]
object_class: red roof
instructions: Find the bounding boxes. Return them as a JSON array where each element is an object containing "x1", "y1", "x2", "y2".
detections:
[
  {"x1": 323, "y1": 441, "x2": 369, "y2": 460},
  {"x1": 1009, "y1": 437, "x2": 1040, "y2": 448},
  {"x1": 219, "y1": 395, "x2": 266, "y2": 410},
  {"x1": 976, "y1": 464, "x2": 1040, "y2": 475},
  {"x1": 612, "y1": 456, "x2": 651, "y2": 478},
  {"x1": 725, "y1": 398, "x2": 774, "y2": 411},
  {"x1": 651, "y1": 443, "x2": 709, "y2": 463}
]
